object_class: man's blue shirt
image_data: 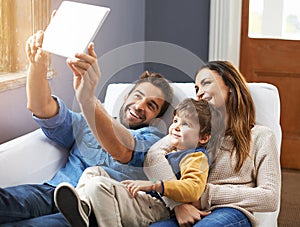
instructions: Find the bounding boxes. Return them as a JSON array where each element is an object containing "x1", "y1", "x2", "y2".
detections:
[{"x1": 33, "y1": 97, "x2": 164, "y2": 187}]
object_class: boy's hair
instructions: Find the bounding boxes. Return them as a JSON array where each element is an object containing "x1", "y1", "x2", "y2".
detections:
[
  {"x1": 174, "y1": 98, "x2": 224, "y2": 151},
  {"x1": 128, "y1": 71, "x2": 173, "y2": 118}
]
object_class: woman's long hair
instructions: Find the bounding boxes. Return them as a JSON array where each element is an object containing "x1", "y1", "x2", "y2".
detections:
[{"x1": 197, "y1": 61, "x2": 256, "y2": 172}]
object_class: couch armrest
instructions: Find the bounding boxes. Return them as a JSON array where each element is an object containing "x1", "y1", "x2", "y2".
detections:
[{"x1": 0, "y1": 129, "x2": 68, "y2": 187}]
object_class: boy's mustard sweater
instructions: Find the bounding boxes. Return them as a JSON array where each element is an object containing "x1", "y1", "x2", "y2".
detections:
[{"x1": 163, "y1": 148, "x2": 209, "y2": 203}]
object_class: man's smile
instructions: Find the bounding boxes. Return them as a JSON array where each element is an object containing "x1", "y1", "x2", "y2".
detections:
[{"x1": 128, "y1": 108, "x2": 144, "y2": 121}]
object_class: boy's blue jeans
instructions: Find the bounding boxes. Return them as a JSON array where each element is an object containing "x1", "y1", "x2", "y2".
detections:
[
  {"x1": 0, "y1": 184, "x2": 69, "y2": 227},
  {"x1": 150, "y1": 207, "x2": 252, "y2": 227}
]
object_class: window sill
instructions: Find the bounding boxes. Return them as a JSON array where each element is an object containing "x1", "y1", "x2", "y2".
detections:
[{"x1": 0, "y1": 70, "x2": 56, "y2": 93}]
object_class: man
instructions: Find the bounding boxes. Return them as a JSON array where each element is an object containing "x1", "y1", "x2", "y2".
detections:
[{"x1": 0, "y1": 30, "x2": 172, "y2": 226}]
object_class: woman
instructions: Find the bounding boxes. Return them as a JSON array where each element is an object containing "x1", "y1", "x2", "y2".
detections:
[{"x1": 148, "y1": 61, "x2": 281, "y2": 227}]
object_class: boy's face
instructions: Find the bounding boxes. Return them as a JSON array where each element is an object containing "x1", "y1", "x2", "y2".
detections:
[
  {"x1": 119, "y1": 82, "x2": 165, "y2": 129},
  {"x1": 169, "y1": 114, "x2": 205, "y2": 150}
]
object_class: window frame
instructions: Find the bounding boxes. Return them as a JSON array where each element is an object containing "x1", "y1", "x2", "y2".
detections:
[{"x1": 0, "y1": 0, "x2": 54, "y2": 92}]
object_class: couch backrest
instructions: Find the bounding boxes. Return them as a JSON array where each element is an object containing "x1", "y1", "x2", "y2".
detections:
[{"x1": 248, "y1": 83, "x2": 282, "y2": 152}]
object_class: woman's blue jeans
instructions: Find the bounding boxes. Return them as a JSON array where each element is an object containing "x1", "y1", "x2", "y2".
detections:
[
  {"x1": 0, "y1": 184, "x2": 69, "y2": 227},
  {"x1": 150, "y1": 207, "x2": 252, "y2": 227}
]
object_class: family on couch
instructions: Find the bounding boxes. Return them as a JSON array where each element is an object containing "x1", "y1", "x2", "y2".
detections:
[
  {"x1": 54, "y1": 97, "x2": 224, "y2": 226},
  {"x1": 0, "y1": 27, "x2": 280, "y2": 227}
]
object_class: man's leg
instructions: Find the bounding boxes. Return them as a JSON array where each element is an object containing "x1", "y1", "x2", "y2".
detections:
[
  {"x1": 0, "y1": 213, "x2": 70, "y2": 227},
  {"x1": 193, "y1": 207, "x2": 252, "y2": 227},
  {"x1": 0, "y1": 184, "x2": 57, "y2": 224}
]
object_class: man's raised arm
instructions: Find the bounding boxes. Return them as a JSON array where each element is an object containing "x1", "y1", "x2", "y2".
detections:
[
  {"x1": 66, "y1": 43, "x2": 135, "y2": 163},
  {"x1": 26, "y1": 30, "x2": 59, "y2": 118}
]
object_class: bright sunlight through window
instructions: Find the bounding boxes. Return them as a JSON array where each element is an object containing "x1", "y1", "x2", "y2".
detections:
[{"x1": 249, "y1": 0, "x2": 300, "y2": 40}]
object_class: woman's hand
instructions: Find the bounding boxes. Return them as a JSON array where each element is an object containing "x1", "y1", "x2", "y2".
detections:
[
  {"x1": 67, "y1": 42, "x2": 101, "y2": 105},
  {"x1": 174, "y1": 203, "x2": 211, "y2": 227},
  {"x1": 122, "y1": 180, "x2": 153, "y2": 197}
]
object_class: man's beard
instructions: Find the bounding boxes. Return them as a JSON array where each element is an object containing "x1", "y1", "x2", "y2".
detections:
[{"x1": 119, "y1": 103, "x2": 149, "y2": 130}]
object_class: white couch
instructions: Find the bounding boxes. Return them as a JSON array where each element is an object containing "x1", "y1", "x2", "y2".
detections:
[{"x1": 0, "y1": 82, "x2": 281, "y2": 226}]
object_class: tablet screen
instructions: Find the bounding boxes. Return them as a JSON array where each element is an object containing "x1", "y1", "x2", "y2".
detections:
[{"x1": 42, "y1": 1, "x2": 110, "y2": 58}]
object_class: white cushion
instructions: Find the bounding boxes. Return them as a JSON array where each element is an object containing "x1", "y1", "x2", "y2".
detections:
[
  {"x1": 248, "y1": 83, "x2": 282, "y2": 151},
  {"x1": 0, "y1": 129, "x2": 68, "y2": 187}
]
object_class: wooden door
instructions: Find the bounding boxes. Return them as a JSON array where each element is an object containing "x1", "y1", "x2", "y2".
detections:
[{"x1": 240, "y1": 0, "x2": 300, "y2": 169}]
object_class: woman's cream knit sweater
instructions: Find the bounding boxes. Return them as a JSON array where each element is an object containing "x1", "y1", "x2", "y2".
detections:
[{"x1": 144, "y1": 125, "x2": 281, "y2": 226}]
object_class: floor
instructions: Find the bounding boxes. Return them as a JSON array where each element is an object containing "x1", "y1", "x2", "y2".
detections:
[{"x1": 278, "y1": 168, "x2": 300, "y2": 227}]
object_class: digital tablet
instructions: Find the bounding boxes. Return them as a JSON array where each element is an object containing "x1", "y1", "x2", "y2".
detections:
[{"x1": 42, "y1": 1, "x2": 110, "y2": 58}]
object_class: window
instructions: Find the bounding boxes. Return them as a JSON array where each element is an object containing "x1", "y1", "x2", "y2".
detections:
[
  {"x1": 249, "y1": 0, "x2": 300, "y2": 40},
  {"x1": 0, "y1": 0, "x2": 52, "y2": 92}
]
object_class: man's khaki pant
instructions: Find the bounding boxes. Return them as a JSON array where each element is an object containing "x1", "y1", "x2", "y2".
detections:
[{"x1": 76, "y1": 166, "x2": 171, "y2": 227}]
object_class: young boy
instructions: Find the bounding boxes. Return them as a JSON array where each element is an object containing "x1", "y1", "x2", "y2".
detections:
[{"x1": 54, "y1": 98, "x2": 222, "y2": 227}]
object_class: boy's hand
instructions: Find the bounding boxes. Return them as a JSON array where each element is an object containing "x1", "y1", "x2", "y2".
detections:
[{"x1": 122, "y1": 180, "x2": 153, "y2": 197}]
